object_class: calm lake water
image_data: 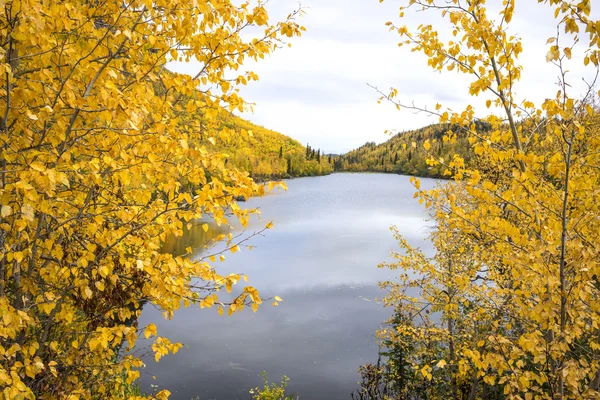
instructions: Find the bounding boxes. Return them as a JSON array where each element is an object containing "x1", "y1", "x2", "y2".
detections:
[{"x1": 137, "y1": 173, "x2": 436, "y2": 400}]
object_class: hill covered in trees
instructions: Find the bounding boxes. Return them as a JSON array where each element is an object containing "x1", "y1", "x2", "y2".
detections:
[
  {"x1": 336, "y1": 122, "x2": 490, "y2": 178},
  {"x1": 189, "y1": 109, "x2": 333, "y2": 180},
  {"x1": 217, "y1": 112, "x2": 333, "y2": 179},
  {"x1": 160, "y1": 67, "x2": 333, "y2": 181}
]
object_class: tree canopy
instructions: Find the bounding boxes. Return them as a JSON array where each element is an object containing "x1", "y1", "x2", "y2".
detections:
[
  {"x1": 0, "y1": 0, "x2": 304, "y2": 398},
  {"x1": 370, "y1": 0, "x2": 600, "y2": 399}
]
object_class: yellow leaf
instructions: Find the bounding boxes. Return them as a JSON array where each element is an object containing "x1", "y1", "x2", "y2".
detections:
[
  {"x1": 98, "y1": 265, "x2": 109, "y2": 278},
  {"x1": 30, "y1": 162, "x2": 45, "y2": 172},
  {"x1": 144, "y1": 323, "x2": 157, "y2": 339},
  {"x1": 21, "y1": 203, "x2": 35, "y2": 221},
  {"x1": 156, "y1": 389, "x2": 171, "y2": 400},
  {"x1": 202, "y1": 223, "x2": 209, "y2": 232},
  {"x1": 14, "y1": 252, "x2": 24, "y2": 263},
  {"x1": 1, "y1": 205, "x2": 12, "y2": 217}
]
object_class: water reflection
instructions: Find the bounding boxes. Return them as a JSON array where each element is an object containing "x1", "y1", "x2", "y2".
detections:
[
  {"x1": 138, "y1": 173, "x2": 436, "y2": 400},
  {"x1": 161, "y1": 221, "x2": 229, "y2": 258}
]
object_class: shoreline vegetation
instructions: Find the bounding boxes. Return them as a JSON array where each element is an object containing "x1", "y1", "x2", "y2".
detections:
[{"x1": 333, "y1": 122, "x2": 483, "y2": 179}]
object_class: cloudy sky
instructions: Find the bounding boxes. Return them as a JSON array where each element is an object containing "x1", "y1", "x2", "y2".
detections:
[{"x1": 172, "y1": 0, "x2": 600, "y2": 154}]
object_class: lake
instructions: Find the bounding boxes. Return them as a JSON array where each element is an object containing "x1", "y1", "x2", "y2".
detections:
[{"x1": 137, "y1": 173, "x2": 437, "y2": 400}]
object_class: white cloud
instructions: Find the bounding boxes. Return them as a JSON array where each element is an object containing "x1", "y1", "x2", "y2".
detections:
[{"x1": 172, "y1": 0, "x2": 600, "y2": 153}]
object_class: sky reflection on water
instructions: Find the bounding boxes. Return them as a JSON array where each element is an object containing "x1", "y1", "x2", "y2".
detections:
[{"x1": 138, "y1": 173, "x2": 437, "y2": 400}]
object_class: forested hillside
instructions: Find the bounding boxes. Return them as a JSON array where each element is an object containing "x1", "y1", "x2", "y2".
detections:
[
  {"x1": 337, "y1": 122, "x2": 490, "y2": 178},
  {"x1": 211, "y1": 111, "x2": 333, "y2": 179},
  {"x1": 164, "y1": 66, "x2": 332, "y2": 181}
]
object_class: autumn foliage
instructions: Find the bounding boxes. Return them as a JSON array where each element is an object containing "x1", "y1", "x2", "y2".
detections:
[
  {"x1": 374, "y1": 0, "x2": 600, "y2": 399},
  {"x1": 0, "y1": 0, "x2": 304, "y2": 398}
]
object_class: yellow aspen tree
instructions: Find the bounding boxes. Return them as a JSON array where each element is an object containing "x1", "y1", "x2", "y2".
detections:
[
  {"x1": 377, "y1": 0, "x2": 600, "y2": 399},
  {"x1": 0, "y1": 0, "x2": 303, "y2": 398}
]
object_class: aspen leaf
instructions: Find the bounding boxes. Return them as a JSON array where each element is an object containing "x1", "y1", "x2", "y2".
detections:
[
  {"x1": 98, "y1": 265, "x2": 109, "y2": 278},
  {"x1": 30, "y1": 162, "x2": 45, "y2": 172},
  {"x1": 1, "y1": 205, "x2": 12, "y2": 217},
  {"x1": 202, "y1": 223, "x2": 209, "y2": 232},
  {"x1": 144, "y1": 324, "x2": 157, "y2": 339},
  {"x1": 14, "y1": 252, "x2": 24, "y2": 263},
  {"x1": 274, "y1": 296, "x2": 283, "y2": 301},
  {"x1": 21, "y1": 203, "x2": 34, "y2": 221}
]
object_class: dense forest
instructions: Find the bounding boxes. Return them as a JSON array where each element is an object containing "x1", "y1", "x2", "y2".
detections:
[
  {"x1": 169, "y1": 72, "x2": 333, "y2": 180},
  {"x1": 203, "y1": 110, "x2": 333, "y2": 179},
  {"x1": 336, "y1": 122, "x2": 491, "y2": 178}
]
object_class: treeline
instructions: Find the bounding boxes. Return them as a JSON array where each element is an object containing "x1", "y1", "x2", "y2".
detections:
[
  {"x1": 336, "y1": 122, "x2": 491, "y2": 178},
  {"x1": 198, "y1": 110, "x2": 334, "y2": 179}
]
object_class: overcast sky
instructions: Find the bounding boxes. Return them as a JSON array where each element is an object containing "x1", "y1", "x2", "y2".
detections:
[{"x1": 171, "y1": 0, "x2": 600, "y2": 154}]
